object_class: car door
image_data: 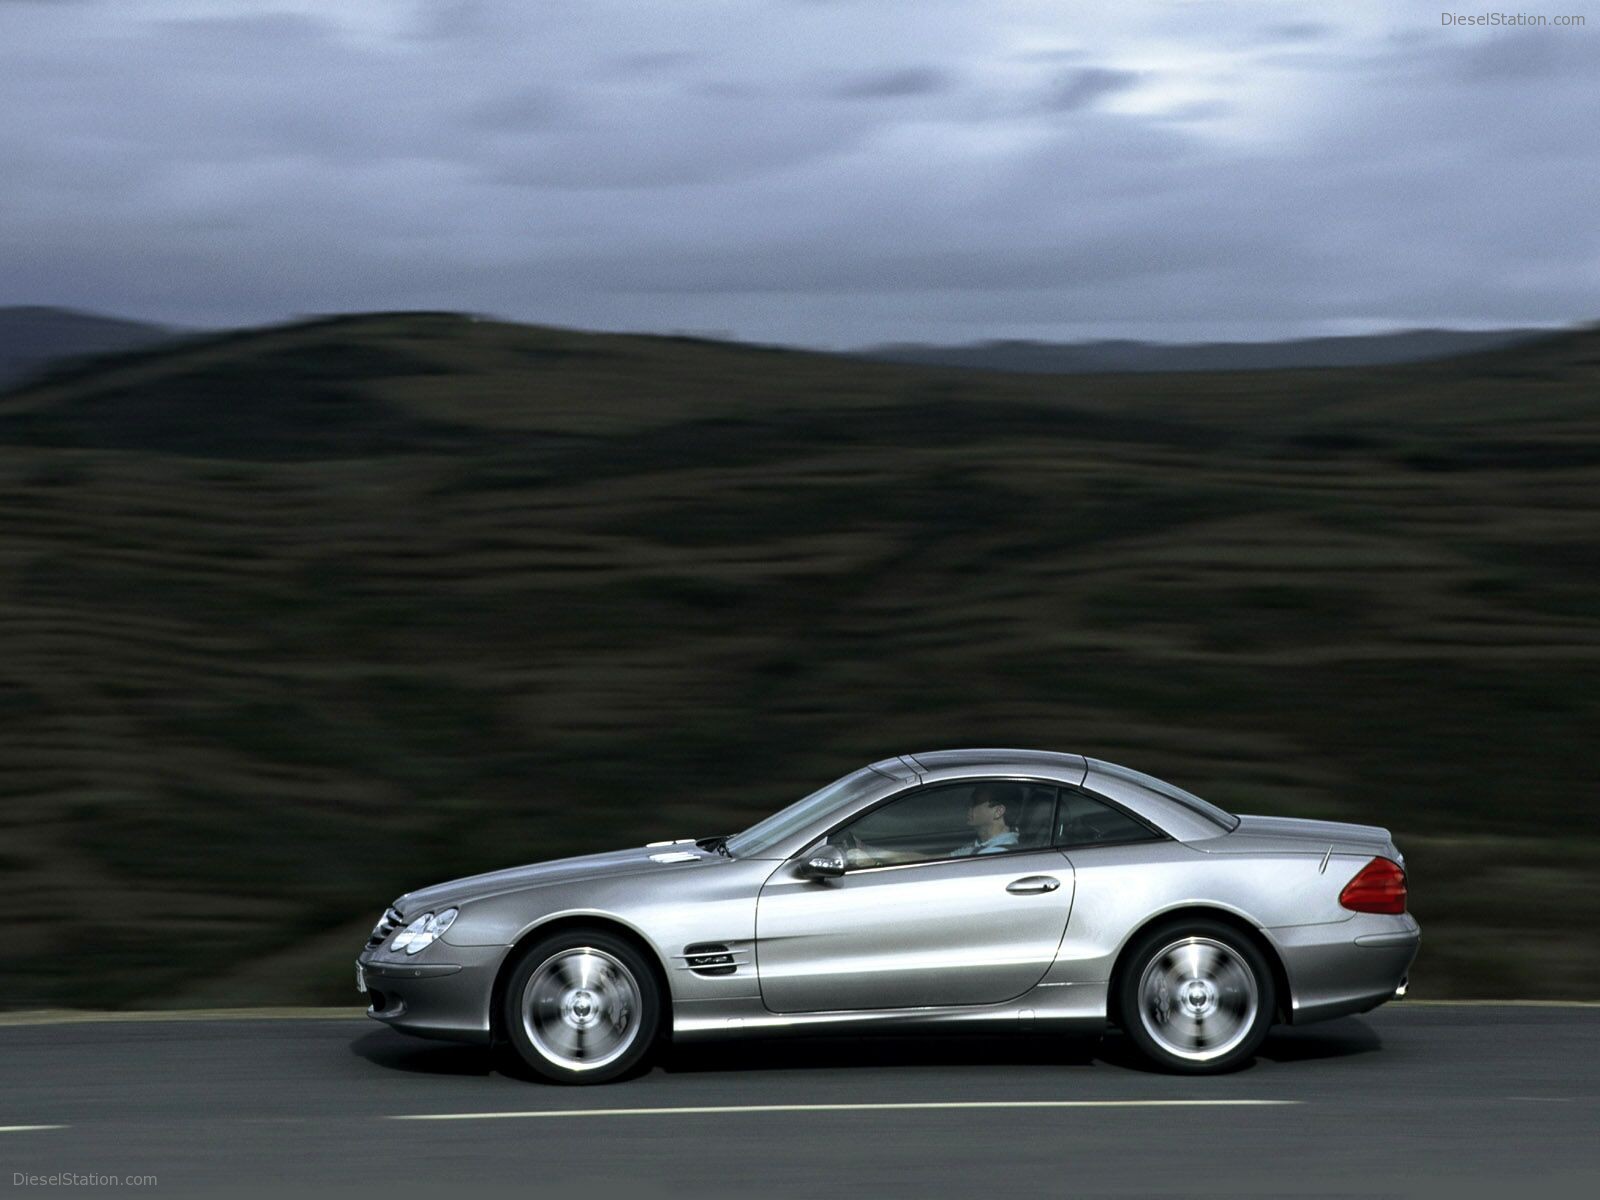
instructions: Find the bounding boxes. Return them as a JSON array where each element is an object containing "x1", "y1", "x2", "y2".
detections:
[{"x1": 754, "y1": 781, "x2": 1076, "y2": 1013}]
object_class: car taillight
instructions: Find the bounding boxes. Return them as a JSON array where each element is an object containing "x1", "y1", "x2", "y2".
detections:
[{"x1": 1340, "y1": 857, "x2": 1407, "y2": 914}]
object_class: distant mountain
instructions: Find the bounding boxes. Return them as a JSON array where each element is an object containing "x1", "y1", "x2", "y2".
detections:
[
  {"x1": 0, "y1": 306, "x2": 180, "y2": 390},
  {"x1": 0, "y1": 310, "x2": 1563, "y2": 391},
  {"x1": 860, "y1": 327, "x2": 1554, "y2": 375}
]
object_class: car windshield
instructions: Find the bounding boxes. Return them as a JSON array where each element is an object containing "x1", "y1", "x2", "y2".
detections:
[{"x1": 725, "y1": 766, "x2": 887, "y2": 858}]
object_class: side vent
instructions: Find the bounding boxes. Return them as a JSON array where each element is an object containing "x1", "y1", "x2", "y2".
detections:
[{"x1": 683, "y1": 942, "x2": 737, "y2": 977}]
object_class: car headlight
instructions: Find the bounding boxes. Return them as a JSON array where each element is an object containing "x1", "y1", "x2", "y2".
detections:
[{"x1": 390, "y1": 908, "x2": 458, "y2": 955}]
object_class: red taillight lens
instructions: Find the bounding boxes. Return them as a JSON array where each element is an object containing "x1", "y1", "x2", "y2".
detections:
[{"x1": 1339, "y1": 857, "x2": 1407, "y2": 914}]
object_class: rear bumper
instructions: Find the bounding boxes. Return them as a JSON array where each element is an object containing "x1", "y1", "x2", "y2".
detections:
[
  {"x1": 1271, "y1": 912, "x2": 1420, "y2": 1025},
  {"x1": 357, "y1": 943, "x2": 505, "y2": 1044}
]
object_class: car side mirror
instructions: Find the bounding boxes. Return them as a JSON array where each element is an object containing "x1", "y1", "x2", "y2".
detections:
[{"x1": 798, "y1": 844, "x2": 847, "y2": 880}]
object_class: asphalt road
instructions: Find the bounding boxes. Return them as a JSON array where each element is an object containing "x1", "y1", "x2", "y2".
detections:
[{"x1": 1, "y1": 1006, "x2": 1596, "y2": 1199}]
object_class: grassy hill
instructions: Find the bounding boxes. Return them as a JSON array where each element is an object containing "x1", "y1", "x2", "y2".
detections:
[
  {"x1": 0, "y1": 306, "x2": 178, "y2": 391},
  {"x1": 2, "y1": 312, "x2": 1597, "y2": 1008}
]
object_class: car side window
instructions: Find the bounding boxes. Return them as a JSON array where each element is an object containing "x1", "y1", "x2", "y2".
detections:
[
  {"x1": 1055, "y1": 788, "x2": 1165, "y2": 849},
  {"x1": 828, "y1": 781, "x2": 1055, "y2": 869}
]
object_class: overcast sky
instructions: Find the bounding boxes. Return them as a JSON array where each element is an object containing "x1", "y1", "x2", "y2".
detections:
[{"x1": 2, "y1": 0, "x2": 1596, "y2": 346}]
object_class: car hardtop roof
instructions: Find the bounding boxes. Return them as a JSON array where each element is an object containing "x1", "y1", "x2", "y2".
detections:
[{"x1": 902, "y1": 748, "x2": 1088, "y2": 778}]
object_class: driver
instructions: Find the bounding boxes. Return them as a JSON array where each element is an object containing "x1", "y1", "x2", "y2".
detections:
[
  {"x1": 951, "y1": 783, "x2": 1021, "y2": 856},
  {"x1": 838, "y1": 782, "x2": 1023, "y2": 867}
]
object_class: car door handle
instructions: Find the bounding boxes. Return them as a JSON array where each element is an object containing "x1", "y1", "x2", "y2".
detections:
[{"x1": 1006, "y1": 875, "x2": 1061, "y2": 895}]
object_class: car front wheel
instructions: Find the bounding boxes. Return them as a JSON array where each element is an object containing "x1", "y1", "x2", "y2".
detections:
[
  {"x1": 1116, "y1": 919, "x2": 1274, "y2": 1074},
  {"x1": 501, "y1": 930, "x2": 662, "y2": 1084}
]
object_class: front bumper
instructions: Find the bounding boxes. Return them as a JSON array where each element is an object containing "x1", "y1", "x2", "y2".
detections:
[
  {"x1": 356, "y1": 942, "x2": 507, "y2": 1044},
  {"x1": 1272, "y1": 912, "x2": 1421, "y2": 1025}
]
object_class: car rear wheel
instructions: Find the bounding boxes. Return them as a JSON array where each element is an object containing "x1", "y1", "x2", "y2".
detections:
[
  {"x1": 501, "y1": 930, "x2": 662, "y2": 1084},
  {"x1": 1116, "y1": 919, "x2": 1274, "y2": 1074}
]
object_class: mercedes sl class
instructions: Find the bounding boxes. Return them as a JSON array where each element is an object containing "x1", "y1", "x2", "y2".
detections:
[{"x1": 356, "y1": 750, "x2": 1418, "y2": 1082}]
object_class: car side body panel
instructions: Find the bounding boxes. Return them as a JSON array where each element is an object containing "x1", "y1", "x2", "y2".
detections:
[{"x1": 754, "y1": 848, "x2": 1076, "y2": 1011}]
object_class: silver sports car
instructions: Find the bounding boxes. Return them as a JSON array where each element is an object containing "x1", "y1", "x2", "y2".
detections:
[{"x1": 356, "y1": 750, "x2": 1418, "y2": 1081}]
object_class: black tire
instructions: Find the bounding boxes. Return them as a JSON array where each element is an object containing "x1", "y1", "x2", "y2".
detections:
[
  {"x1": 1115, "y1": 918, "x2": 1275, "y2": 1075},
  {"x1": 500, "y1": 929, "x2": 662, "y2": 1084}
]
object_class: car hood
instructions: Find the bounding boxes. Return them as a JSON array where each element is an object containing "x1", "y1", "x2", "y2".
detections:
[{"x1": 396, "y1": 843, "x2": 714, "y2": 912}]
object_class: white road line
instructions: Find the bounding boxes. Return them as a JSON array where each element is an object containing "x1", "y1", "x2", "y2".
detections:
[
  {"x1": 0, "y1": 1125, "x2": 67, "y2": 1133},
  {"x1": 392, "y1": 1099, "x2": 1298, "y2": 1122}
]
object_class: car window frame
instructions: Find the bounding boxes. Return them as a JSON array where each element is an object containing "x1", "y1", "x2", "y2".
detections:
[
  {"x1": 1053, "y1": 785, "x2": 1170, "y2": 851},
  {"x1": 795, "y1": 777, "x2": 1066, "y2": 872}
]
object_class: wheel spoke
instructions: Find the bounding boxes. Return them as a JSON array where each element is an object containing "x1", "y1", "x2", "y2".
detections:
[
  {"x1": 551, "y1": 957, "x2": 581, "y2": 991},
  {"x1": 1192, "y1": 944, "x2": 1225, "y2": 978},
  {"x1": 1179, "y1": 944, "x2": 1204, "y2": 981}
]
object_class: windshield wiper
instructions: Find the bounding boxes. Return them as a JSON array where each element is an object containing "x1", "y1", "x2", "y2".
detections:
[{"x1": 695, "y1": 835, "x2": 732, "y2": 858}]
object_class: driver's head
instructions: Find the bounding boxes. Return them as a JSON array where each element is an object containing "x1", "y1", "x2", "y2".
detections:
[{"x1": 966, "y1": 782, "x2": 1019, "y2": 830}]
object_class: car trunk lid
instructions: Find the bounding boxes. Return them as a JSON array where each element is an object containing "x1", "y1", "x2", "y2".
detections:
[{"x1": 1194, "y1": 813, "x2": 1395, "y2": 856}]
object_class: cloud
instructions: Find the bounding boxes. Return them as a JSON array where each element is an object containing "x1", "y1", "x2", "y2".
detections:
[
  {"x1": 605, "y1": 50, "x2": 698, "y2": 77},
  {"x1": 1044, "y1": 66, "x2": 1142, "y2": 111},
  {"x1": 465, "y1": 85, "x2": 571, "y2": 133},
  {"x1": 1451, "y1": 30, "x2": 1583, "y2": 81},
  {"x1": 0, "y1": 0, "x2": 1594, "y2": 346},
  {"x1": 833, "y1": 66, "x2": 954, "y2": 99},
  {"x1": 1261, "y1": 22, "x2": 1333, "y2": 44}
]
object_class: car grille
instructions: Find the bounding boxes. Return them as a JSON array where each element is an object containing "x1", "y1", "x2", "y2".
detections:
[{"x1": 367, "y1": 906, "x2": 404, "y2": 948}]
